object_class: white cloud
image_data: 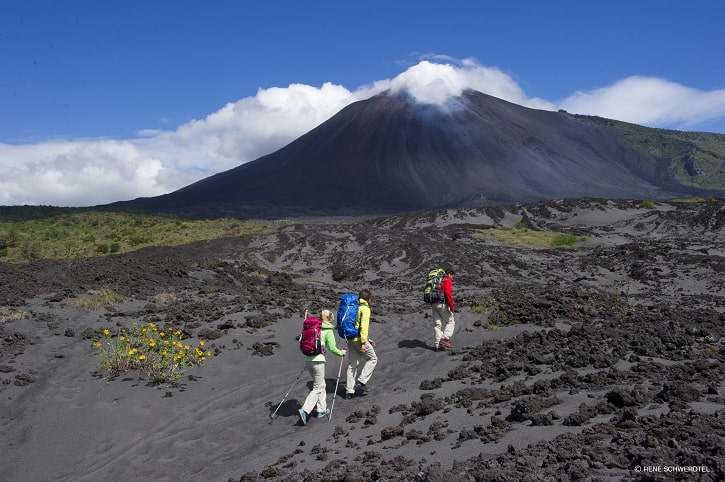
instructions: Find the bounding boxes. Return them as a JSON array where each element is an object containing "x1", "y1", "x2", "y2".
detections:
[
  {"x1": 1, "y1": 58, "x2": 724, "y2": 207},
  {"x1": 559, "y1": 76, "x2": 725, "y2": 130},
  {"x1": 370, "y1": 58, "x2": 555, "y2": 110},
  {"x1": 0, "y1": 82, "x2": 360, "y2": 207}
]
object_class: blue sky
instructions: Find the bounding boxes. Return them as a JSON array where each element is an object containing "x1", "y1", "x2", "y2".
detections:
[{"x1": 1, "y1": 0, "x2": 724, "y2": 206}]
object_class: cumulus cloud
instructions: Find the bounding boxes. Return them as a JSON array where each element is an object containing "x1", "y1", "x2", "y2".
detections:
[
  {"x1": 0, "y1": 82, "x2": 359, "y2": 207},
  {"x1": 1, "y1": 58, "x2": 724, "y2": 206},
  {"x1": 559, "y1": 76, "x2": 725, "y2": 130}
]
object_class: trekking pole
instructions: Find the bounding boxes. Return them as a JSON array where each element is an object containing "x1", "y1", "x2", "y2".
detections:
[
  {"x1": 270, "y1": 309, "x2": 309, "y2": 421},
  {"x1": 328, "y1": 343, "x2": 347, "y2": 421},
  {"x1": 270, "y1": 367, "x2": 306, "y2": 421}
]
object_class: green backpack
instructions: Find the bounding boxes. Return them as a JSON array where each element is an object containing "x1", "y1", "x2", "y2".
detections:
[{"x1": 423, "y1": 268, "x2": 445, "y2": 303}]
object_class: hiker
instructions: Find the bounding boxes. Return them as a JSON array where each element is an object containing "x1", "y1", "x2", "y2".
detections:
[
  {"x1": 345, "y1": 289, "x2": 377, "y2": 399},
  {"x1": 298, "y1": 310, "x2": 346, "y2": 425},
  {"x1": 433, "y1": 269, "x2": 456, "y2": 351}
]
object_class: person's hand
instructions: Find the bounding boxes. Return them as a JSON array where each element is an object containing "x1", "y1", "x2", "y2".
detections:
[
  {"x1": 341, "y1": 349, "x2": 347, "y2": 356},
  {"x1": 368, "y1": 339, "x2": 376, "y2": 347},
  {"x1": 360, "y1": 344, "x2": 367, "y2": 353}
]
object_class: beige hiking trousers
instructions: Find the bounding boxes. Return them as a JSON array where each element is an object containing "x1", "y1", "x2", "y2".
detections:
[
  {"x1": 433, "y1": 302, "x2": 455, "y2": 347},
  {"x1": 301, "y1": 361, "x2": 326, "y2": 414},
  {"x1": 346, "y1": 340, "x2": 377, "y2": 394}
]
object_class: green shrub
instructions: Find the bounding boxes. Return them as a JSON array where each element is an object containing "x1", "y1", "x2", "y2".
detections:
[
  {"x1": 639, "y1": 200, "x2": 657, "y2": 209},
  {"x1": 19, "y1": 240, "x2": 41, "y2": 261},
  {"x1": 92, "y1": 322, "x2": 211, "y2": 383},
  {"x1": 550, "y1": 233, "x2": 580, "y2": 248}
]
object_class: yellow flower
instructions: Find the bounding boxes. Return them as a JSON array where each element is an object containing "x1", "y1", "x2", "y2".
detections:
[
  {"x1": 206, "y1": 351, "x2": 212, "y2": 357},
  {"x1": 120, "y1": 335, "x2": 125, "y2": 341},
  {"x1": 184, "y1": 345, "x2": 190, "y2": 351},
  {"x1": 199, "y1": 340, "x2": 205, "y2": 346},
  {"x1": 159, "y1": 332, "x2": 165, "y2": 337},
  {"x1": 138, "y1": 354, "x2": 146, "y2": 361},
  {"x1": 149, "y1": 340, "x2": 156, "y2": 347},
  {"x1": 102, "y1": 329, "x2": 110, "y2": 336},
  {"x1": 129, "y1": 348, "x2": 138, "y2": 355}
]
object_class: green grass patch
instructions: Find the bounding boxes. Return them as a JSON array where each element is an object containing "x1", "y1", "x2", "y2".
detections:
[
  {"x1": 474, "y1": 226, "x2": 586, "y2": 250},
  {"x1": 668, "y1": 196, "x2": 721, "y2": 203},
  {"x1": 0, "y1": 209, "x2": 277, "y2": 263}
]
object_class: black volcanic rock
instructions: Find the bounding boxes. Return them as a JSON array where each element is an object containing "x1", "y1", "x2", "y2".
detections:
[{"x1": 113, "y1": 90, "x2": 710, "y2": 217}]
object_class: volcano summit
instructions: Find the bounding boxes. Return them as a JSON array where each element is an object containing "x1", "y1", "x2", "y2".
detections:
[{"x1": 114, "y1": 90, "x2": 723, "y2": 217}]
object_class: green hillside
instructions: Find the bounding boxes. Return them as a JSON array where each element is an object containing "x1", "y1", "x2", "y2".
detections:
[
  {"x1": 0, "y1": 208, "x2": 276, "y2": 263},
  {"x1": 570, "y1": 113, "x2": 725, "y2": 190}
]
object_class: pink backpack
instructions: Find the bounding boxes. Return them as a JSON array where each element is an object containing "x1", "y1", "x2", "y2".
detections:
[{"x1": 299, "y1": 317, "x2": 325, "y2": 356}]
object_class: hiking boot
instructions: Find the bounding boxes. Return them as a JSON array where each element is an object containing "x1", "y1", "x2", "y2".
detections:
[
  {"x1": 316, "y1": 409, "x2": 330, "y2": 418},
  {"x1": 440, "y1": 338, "x2": 451, "y2": 348},
  {"x1": 298, "y1": 409, "x2": 307, "y2": 426},
  {"x1": 436, "y1": 345, "x2": 446, "y2": 352},
  {"x1": 354, "y1": 382, "x2": 369, "y2": 394},
  {"x1": 344, "y1": 393, "x2": 354, "y2": 400}
]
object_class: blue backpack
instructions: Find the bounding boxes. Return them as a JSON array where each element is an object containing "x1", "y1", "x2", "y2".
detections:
[{"x1": 336, "y1": 293, "x2": 360, "y2": 339}]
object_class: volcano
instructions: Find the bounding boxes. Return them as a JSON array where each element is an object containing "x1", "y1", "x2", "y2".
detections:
[{"x1": 112, "y1": 90, "x2": 717, "y2": 217}]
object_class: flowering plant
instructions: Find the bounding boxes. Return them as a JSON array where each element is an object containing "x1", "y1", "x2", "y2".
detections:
[{"x1": 92, "y1": 322, "x2": 211, "y2": 384}]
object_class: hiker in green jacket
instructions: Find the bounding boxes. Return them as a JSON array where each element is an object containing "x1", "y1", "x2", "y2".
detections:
[
  {"x1": 298, "y1": 310, "x2": 346, "y2": 425},
  {"x1": 345, "y1": 289, "x2": 378, "y2": 399}
]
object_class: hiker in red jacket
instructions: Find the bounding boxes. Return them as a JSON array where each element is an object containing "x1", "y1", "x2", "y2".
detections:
[{"x1": 433, "y1": 269, "x2": 456, "y2": 351}]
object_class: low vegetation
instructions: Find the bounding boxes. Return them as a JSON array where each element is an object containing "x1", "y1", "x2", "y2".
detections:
[
  {"x1": 474, "y1": 223, "x2": 586, "y2": 250},
  {"x1": 67, "y1": 289, "x2": 126, "y2": 310},
  {"x1": 0, "y1": 208, "x2": 276, "y2": 263},
  {"x1": 0, "y1": 307, "x2": 29, "y2": 323},
  {"x1": 92, "y1": 322, "x2": 211, "y2": 384},
  {"x1": 567, "y1": 114, "x2": 725, "y2": 190},
  {"x1": 667, "y1": 196, "x2": 721, "y2": 203}
]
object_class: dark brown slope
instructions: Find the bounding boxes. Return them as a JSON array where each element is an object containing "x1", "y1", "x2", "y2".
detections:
[{"x1": 112, "y1": 90, "x2": 698, "y2": 217}]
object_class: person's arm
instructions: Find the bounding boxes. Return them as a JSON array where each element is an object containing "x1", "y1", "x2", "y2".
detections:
[
  {"x1": 324, "y1": 330, "x2": 345, "y2": 357},
  {"x1": 444, "y1": 278, "x2": 455, "y2": 312},
  {"x1": 358, "y1": 305, "x2": 370, "y2": 344}
]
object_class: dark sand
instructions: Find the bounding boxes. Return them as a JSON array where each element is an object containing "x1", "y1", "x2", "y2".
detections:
[{"x1": 1, "y1": 198, "x2": 723, "y2": 481}]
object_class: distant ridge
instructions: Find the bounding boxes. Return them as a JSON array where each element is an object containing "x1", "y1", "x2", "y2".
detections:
[{"x1": 108, "y1": 90, "x2": 725, "y2": 217}]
